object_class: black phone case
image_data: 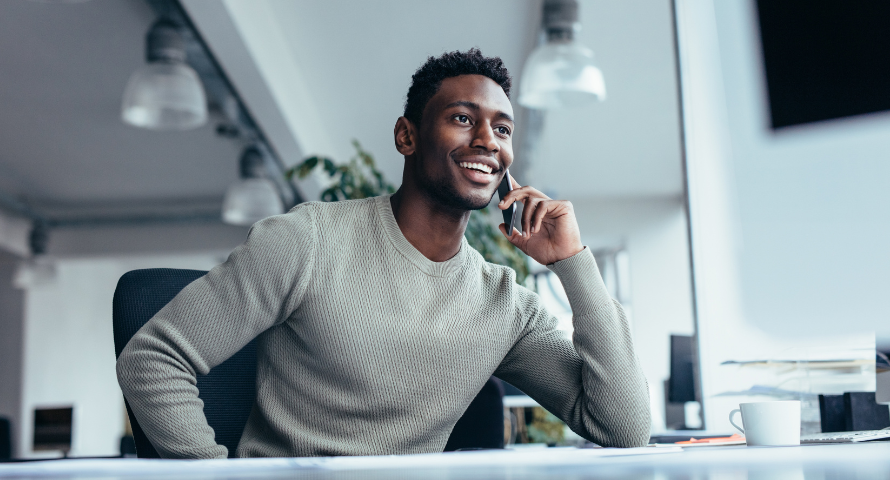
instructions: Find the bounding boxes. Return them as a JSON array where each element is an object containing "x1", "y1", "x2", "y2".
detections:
[{"x1": 497, "y1": 170, "x2": 516, "y2": 234}]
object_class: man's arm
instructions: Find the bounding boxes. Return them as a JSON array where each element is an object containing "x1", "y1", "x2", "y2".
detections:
[
  {"x1": 116, "y1": 205, "x2": 317, "y2": 458},
  {"x1": 495, "y1": 180, "x2": 650, "y2": 447},
  {"x1": 494, "y1": 248, "x2": 651, "y2": 447}
]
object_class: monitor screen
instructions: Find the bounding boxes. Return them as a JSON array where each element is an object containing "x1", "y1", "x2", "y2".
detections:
[{"x1": 757, "y1": 0, "x2": 890, "y2": 128}]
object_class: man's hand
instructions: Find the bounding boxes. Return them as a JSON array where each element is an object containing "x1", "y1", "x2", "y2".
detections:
[{"x1": 497, "y1": 177, "x2": 584, "y2": 266}]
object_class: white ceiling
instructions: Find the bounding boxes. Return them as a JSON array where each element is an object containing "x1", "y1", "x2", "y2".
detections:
[
  {"x1": 0, "y1": 0, "x2": 243, "y2": 215},
  {"x1": 0, "y1": 0, "x2": 682, "y2": 228}
]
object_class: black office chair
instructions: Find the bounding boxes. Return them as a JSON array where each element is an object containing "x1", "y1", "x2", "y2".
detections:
[
  {"x1": 444, "y1": 377, "x2": 505, "y2": 451},
  {"x1": 113, "y1": 268, "x2": 505, "y2": 458},
  {"x1": 113, "y1": 269, "x2": 257, "y2": 458}
]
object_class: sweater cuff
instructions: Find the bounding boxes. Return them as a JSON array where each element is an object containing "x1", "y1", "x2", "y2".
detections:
[{"x1": 545, "y1": 246, "x2": 612, "y2": 318}]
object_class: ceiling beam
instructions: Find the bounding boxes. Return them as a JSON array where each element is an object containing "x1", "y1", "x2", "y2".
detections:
[
  {"x1": 180, "y1": 0, "x2": 335, "y2": 201},
  {"x1": 0, "y1": 187, "x2": 224, "y2": 231}
]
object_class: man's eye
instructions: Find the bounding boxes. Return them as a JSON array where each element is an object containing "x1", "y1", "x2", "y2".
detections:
[
  {"x1": 497, "y1": 126, "x2": 511, "y2": 135},
  {"x1": 456, "y1": 115, "x2": 470, "y2": 124}
]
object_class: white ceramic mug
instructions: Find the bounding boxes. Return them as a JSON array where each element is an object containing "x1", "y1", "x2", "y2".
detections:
[{"x1": 729, "y1": 401, "x2": 801, "y2": 446}]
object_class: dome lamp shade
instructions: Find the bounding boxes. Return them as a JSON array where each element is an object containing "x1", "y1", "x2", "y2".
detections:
[
  {"x1": 12, "y1": 221, "x2": 56, "y2": 290},
  {"x1": 518, "y1": 0, "x2": 606, "y2": 109},
  {"x1": 222, "y1": 147, "x2": 285, "y2": 226},
  {"x1": 121, "y1": 19, "x2": 208, "y2": 130}
]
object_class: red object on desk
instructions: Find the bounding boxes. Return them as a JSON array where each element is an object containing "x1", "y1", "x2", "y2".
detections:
[{"x1": 676, "y1": 433, "x2": 745, "y2": 444}]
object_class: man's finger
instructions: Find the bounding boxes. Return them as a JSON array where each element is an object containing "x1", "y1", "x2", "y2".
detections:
[
  {"x1": 498, "y1": 185, "x2": 546, "y2": 210},
  {"x1": 498, "y1": 186, "x2": 530, "y2": 209},
  {"x1": 499, "y1": 223, "x2": 522, "y2": 243},
  {"x1": 531, "y1": 200, "x2": 550, "y2": 233},
  {"x1": 522, "y1": 197, "x2": 542, "y2": 237}
]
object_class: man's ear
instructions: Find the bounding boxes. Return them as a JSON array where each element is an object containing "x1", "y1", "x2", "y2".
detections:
[{"x1": 394, "y1": 116, "x2": 417, "y2": 156}]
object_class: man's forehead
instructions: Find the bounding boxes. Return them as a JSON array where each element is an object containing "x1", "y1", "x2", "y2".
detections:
[{"x1": 430, "y1": 75, "x2": 513, "y2": 117}]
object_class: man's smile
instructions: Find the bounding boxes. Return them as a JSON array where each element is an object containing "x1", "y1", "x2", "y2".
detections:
[{"x1": 453, "y1": 154, "x2": 501, "y2": 185}]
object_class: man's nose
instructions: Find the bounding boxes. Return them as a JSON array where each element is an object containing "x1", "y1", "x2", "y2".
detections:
[{"x1": 470, "y1": 123, "x2": 499, "y2": 153}]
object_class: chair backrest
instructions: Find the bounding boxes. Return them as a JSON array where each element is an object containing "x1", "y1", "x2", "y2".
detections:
[
  {"x1": 112, "y1": 268, "x2": 257, "y2": 458},
  {"x1": 113, "y1": 268, "x2": 505, "y2": 457},
  {"x1": 443, "y1": 377, "x2": 505, "y2": 451}
]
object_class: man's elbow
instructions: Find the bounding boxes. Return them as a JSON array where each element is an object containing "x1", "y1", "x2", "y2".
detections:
[
  {"x1": 116, "y1": 348, "x2": 139, "y2": 398},
  {"x1": 618, "y1": 403, "x2": 653, "y2": 447},
  {"x1": 609, "y1": 426, "x2": 650, "y2": 448},
  {"x1": 592, "y1": 411, "x2": 651, "y2": 448}
]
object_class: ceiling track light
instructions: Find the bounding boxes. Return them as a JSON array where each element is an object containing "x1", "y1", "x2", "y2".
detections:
[
  {"x1": 222, "y1": 146, "x2": 285, "y2": 226},
  {"x1": 121, "y1": 18, "x2": 208, "y2": 130},
  {"x1": 13, "y1": 220, "x2": 57, "y2": 290},
  {"x1": 518, "y1": 0, "x2": 606, "y2": 109}
]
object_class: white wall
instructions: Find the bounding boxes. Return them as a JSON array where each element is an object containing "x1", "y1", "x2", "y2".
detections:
[
  {"x1": 571, "y1": 196, "x2": 695, "y2": 432},
  {"x1": 675, "y1": 0, "x2": 879, "y2": 432},
  {"x1": 17, "y1": 252, "x2": 226, "y2": 458},
  {"x1": 713, "y1": 0, "x2": 890, "y2": 345}
]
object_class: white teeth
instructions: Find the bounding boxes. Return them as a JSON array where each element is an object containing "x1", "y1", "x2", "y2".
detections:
[{"x1": 459, "y1": 162, "x2": 493, "y2": 174}]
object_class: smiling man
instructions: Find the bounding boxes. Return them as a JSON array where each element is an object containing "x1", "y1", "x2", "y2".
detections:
[{"x1": 117, "y1": 49, "x2": 651, "y2": 459}]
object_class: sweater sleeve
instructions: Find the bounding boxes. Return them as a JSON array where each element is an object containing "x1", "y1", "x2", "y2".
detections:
[
  {"x1": 493, "y1": 247, "x2": 651, "y2": 448},
  {"x1": 116, "y1": 205, "x2": 317, "y2": 459}
]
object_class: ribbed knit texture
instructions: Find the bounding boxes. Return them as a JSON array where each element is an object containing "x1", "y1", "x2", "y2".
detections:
[{"x1": 116, "y1": 194, "x2": 651, "y2": 459}]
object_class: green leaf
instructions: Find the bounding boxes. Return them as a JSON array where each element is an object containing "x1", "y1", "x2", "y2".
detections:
[
  {"x1": 323, "y1": 158, "x2": 337, "y2": 175},
  {"x1": 296, "y1": 157, "x2": 321, "y2": 179}
]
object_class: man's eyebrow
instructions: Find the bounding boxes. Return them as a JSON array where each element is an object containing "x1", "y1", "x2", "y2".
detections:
[
  {"x1": 495, "y1": 111, "x2": 514, "y2": 123},
  {"x1": 444, "y1": 101, "x2": 514, "y2": 123},
  {"x1": 444, "y1": 101, "x2": 480, "y2": 111}
]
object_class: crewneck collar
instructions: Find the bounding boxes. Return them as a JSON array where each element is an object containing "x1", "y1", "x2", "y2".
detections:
[{"x1": 375, "y1": 194, "x2": 468, "y2": 278}]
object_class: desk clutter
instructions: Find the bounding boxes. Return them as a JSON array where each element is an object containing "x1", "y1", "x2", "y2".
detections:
[
  {"x1": 649, "y1": 433, "x2": 746, "y2": 448},
  {"x1": 652, "y1": 392, "x2": 890, "y2": 448},
  {"x1": 819, "y1": 391, "x2": 890, "y2": 432}
]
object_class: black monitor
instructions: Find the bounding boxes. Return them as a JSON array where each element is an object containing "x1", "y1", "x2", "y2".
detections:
[
  {"x1": 757, "y1": 0, "x2": 890, "y2": 129},
  {"x1": 33, "y1": 407, "x2": 72, "y2": 454},
  {"x1": 668, "y1": 335, "x2": 696, "y2": 403}
]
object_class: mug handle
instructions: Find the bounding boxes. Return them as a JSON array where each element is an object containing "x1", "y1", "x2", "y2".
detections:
[{"x1": 728, "y1": 409, "x2": 745, "y2": 434}]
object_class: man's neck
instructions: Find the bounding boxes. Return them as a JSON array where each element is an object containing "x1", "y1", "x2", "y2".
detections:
[{"x1": 389, "y1": 187, "x2": 469, "y2": 263}]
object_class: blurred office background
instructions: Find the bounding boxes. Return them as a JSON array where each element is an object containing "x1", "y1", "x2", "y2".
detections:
[{"x1": 0, "y1": 0, "x2": 885, "y2": 459}]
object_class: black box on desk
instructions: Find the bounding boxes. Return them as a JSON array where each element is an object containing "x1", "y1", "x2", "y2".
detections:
[
  {"x1": 819, "y1": 395, "x2": 846, "y2": 433},
  {"x1": 819, "y1": 392, "x2": 890, "y2": 432},
  {"x1": 845, "y1": 392, "x2": 890, "y2": 431}
]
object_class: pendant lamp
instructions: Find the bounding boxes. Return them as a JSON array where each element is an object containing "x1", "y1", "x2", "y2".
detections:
[
  {"x1": 519, "y1": 0, "x2": 606, "y2": 109},
  {"x1": 121, "y1": 18, "x2": 208, "y2": 130},
  {"x1": 13, "y1": 221, "x2": 56, "y2": 290},
  {"x1": 222, "y1": 147, "x2": 285, "y2": 226}
]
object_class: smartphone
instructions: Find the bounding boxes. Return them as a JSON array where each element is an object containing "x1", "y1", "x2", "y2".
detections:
[{"x1": 497, "y1": 169, "x2": 516, "y2": 235}]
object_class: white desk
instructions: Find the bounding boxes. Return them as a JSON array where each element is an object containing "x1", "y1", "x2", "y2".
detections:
[{"x1": 1, "y1": 443, "x2": 888, "y2": 479}]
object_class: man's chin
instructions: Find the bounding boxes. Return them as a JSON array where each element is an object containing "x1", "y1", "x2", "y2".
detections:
[
  {"x1": 427, "y1": 184, "x2": 493, "y2": 211},
  {"x1": 441, "y1": 193, "x2": 491, "y2": 211},
  {"x1": 449, "y1": 184, "x2": 499, "y2": 210},
  {"x1": 463, "y1": 196, "x2": 493, "y2": 211}
]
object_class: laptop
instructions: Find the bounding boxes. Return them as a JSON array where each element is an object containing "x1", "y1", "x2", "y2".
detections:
[{"x1": 801, "y1": 429, "x2": 890, "y2": 444}]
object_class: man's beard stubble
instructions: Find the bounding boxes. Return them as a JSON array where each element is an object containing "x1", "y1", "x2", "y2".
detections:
[{"x1": 416, "y1": 167, "x2": 494, "y2": 212}]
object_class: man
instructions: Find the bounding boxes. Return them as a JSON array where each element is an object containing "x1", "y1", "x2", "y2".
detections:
[{"x1": 117, "y1": 49, "x2": 650, "y2": 459}]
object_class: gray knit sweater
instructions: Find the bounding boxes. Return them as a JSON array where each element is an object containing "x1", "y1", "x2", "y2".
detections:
[{"x1": 116, "y1": 194, "x2": 650, "y2": 459}]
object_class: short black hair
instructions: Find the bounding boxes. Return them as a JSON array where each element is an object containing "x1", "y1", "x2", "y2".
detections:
[{"x1": 403, "y1": 48, "x2": 512, "y2": 127}]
